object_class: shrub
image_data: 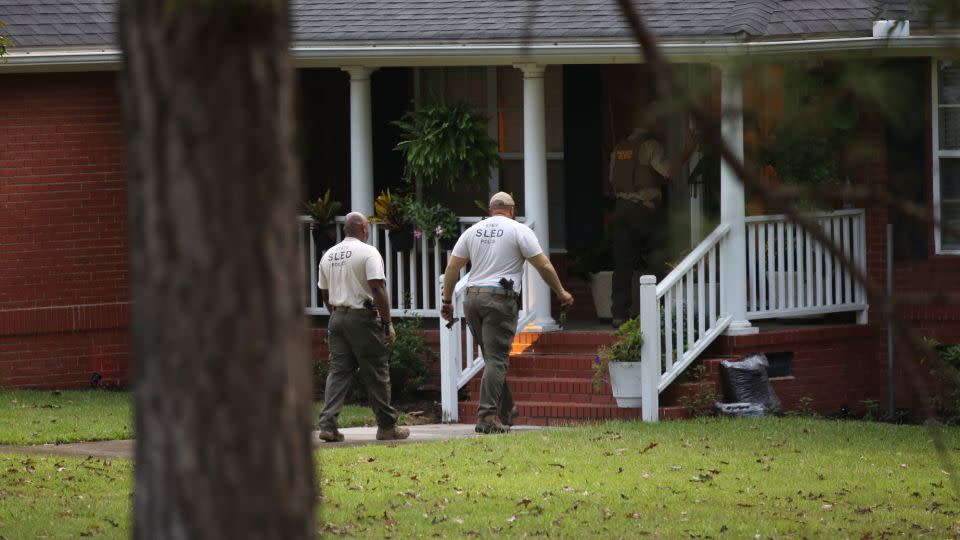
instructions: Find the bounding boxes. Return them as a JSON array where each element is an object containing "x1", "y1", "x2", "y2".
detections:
[{"x1": 388, "y1": 316, "x2": 436, "y2": 400}]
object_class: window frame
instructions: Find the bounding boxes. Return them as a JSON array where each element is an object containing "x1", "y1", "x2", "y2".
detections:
[{"x1": 932, "y1": 58, "x2": 960, "y2": 255}]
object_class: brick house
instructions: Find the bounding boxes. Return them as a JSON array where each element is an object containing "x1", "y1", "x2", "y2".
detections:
[{"x1": 1, "y1": 1, "x2": 958, "y2": 422}]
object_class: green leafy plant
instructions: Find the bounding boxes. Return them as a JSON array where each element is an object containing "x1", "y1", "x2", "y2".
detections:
[
  {"x1": 393, "y1": 100, "x2": 501, "y2": 191},
  {"x1": 388, "y1": 316, "x2": 436, "y2": 400},
  {"x1": 920, "y1": 337, "x2": 960, "y2": 424},
  {"x1": 406, "y1": 200, "x2": 459, "y2": 244},
  {"x1": 592, "y1": 317, "x2": 644, "y2": 390},
  {"x1": 679, "y1": 389, "x2": 719, "y2": 418},
  {"x1": 0, "y1": 20, "x2": 9, "y2": 63},
  {"x1": 303, "y1": 188, "x2": 342, "y2": 227}
]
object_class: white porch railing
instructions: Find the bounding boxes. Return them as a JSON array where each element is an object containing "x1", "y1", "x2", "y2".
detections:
[
  {"x1": 299, "y1": 215, "x2": 483, "y2": 317},
  {"x1": 638, "y1": 223, "x2": 733, "y2": 422},
  {"x1": 439, "y1": 221, "x2": 537, "y2": 423},
  {"x1": 745, "y1": 209, "x2": 867, "y2": 320}
]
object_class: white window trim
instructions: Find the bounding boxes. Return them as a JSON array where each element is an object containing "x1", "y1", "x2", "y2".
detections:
[{"x1": 932, "y1": 58, "x2": 960, "y2": 255}]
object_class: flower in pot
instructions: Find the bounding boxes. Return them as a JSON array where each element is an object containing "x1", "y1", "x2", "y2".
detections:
[
  {"x1": 372, "y1": 189, "x2": 415, "y2": 252},
  {"x1": 406, "y1": 201, "x2": 460, "y2": 251},
  {"x1": 393, "y1": 100, "x2": 501, "y2": 191},
  {"x1": 303, "y1": 188, "x2": 342, "y2": 252},
  {"x1": 593, "y1": 317, "x2": 645, "y2": 407}
]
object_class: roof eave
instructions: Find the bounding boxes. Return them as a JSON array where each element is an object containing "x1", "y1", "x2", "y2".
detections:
[{"x1": 2, "y1": 34, "x2": 959, "y2": 72}]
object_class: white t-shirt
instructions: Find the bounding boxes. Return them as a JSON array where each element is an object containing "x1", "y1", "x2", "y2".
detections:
[
  {"x1": 451, "y1": 215, "x2": 543, "y2": 289},
  {"x1": 317, "y1": 237, "x2": 386, "y2": 309}
]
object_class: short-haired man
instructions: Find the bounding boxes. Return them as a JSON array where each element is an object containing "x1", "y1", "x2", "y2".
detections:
[
  {"x1": 440, "y1": 193, "x2": 574, "y2": 433},
  {"x1": 317, "y1": 211, "x2": 409, "y2": 443}
]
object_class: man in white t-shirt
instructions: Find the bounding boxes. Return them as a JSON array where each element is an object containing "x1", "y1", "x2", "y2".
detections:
[
  {"x1": 440, "y1": 192, "x2": 574, "y2": 434},
  {"x1": 316, "y1": 211, "x2": 409, "y2": 443}
]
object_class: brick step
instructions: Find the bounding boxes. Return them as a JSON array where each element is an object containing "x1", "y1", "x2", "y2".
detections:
[
  {"x1": 458, "y1": 400, "x2": 688, "y2": 426},
  {"x1": 466, "y1": 375, "x2": 597, "y2": 395},
  {"x1": 512, "y1": 331, "x2": 614, "y2": 354}
]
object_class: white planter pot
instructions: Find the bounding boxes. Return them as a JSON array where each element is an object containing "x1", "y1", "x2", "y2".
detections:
[
  {"x1": 588, "y1": 271, "x2": 613, "y2": 319},
  {"x1": 608, "y1": 361, "x2": 643, "y2": 408}
]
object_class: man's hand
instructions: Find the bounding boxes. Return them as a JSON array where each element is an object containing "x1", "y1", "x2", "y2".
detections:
[
  {"x1": 383, "y1": 320, "x2": 396, "y2": 345},
  {"x1": 440, "y1": 303, "x2": 454, "y2": 322},
  {"x1": 557, "y1": 290, "x2": 574, "y2": 307}
]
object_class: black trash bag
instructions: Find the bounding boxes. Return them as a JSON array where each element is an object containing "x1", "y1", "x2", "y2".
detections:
[
  {"x1": 719, "y1": 353, "x2": 784, "y2": 415},
  {"x1": 713, "y1": 401, "x2": 767, "y2": 417}
]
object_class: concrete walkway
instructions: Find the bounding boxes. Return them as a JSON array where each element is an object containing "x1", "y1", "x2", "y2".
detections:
[{"x1": 0, "y1": 424, "x2": 542, "y2": 459}]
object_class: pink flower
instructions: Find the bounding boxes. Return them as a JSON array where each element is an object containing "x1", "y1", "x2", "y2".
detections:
[
  {"x1": 435, "y1": 226, "x2": 444, "y2": 236},
  {"x1": 413, "y1": 229, "x2": 423, "y2": 239}
]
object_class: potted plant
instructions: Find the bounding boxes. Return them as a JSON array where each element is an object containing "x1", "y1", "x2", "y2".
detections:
[
  {"x1": 407, "y1": 201, "x2": 460, "y2": 251},
  {"x1": 372, "y1": 189, "x2": 415, "y2": 252},
  {"x1": 303, "y1": 188, "x2": 342, "y2": 253},
  {"x1": 393, "y1": 100, "x2": 501, "y2": 191},
  {"x1": 593, "y1": 317, "x2": 645, "y2": 407},
  {"x1": 567, "y1": 229, "x2": 615, "y2": 319}
]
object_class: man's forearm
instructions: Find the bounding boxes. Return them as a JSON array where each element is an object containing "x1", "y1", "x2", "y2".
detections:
[
  {"x1": 532, "y1": 259, "x2": 566, "y2": 295},
  {"x1": 371, "y1": 286, "x2": 391, "y2": 323},
  {"x1": 441, "y1": 267, "x2": 459, "y2": 303}
]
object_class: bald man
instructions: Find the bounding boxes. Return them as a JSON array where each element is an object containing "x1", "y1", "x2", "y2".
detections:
[
  {"x1": 317, "y1": 211, "x2": 409, "y2": 442},
  {"x1": 441, "y1": 193, "x2": 574, "y2": 434}
]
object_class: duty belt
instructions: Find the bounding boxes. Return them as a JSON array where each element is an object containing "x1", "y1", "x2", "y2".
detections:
[
  {"x1": 465, "y1": 286, "x2": 519, "y2": 298},
  {"x1": 329, "y1": 306, "x2": 376, "y2": 315}
]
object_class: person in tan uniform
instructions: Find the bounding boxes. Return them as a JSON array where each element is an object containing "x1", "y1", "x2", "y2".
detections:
[
  {"x1": 317, "y1": 211, "x2": 409, "y2": 443},
  {"x1": 608, "y1": 127, "x2": 684, "y2": 327}
]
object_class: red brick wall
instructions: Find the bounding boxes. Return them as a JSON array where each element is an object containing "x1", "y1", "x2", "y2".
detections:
[
  {"x1": 710, "y1": 326, "x2": 881, "y2": 414},
  {"x1": 0, "y1": 72, "x2": 131, "y2": 388}
]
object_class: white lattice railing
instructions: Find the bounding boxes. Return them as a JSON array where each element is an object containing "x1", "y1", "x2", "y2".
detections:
[
  {"x1": 638, "y1": 223, "x2": 733, "y2": 421},
  {"x1": 299, "y1": 215, "x2": 483, "y2": 317},
  {"x1": 745, "y1": 209, "x2": 867, "y2": 320},
  {"x1": 439, "y1": 221, "x2": 536, "y2": 423}
]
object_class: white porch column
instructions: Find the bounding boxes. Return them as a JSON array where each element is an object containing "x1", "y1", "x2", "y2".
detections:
[
  {"x1": 718, "y1": 64, "x2": 757, "y2": 335},
  {"x1": 343, "y1": 66, "x2": 376, "y2": 216},
  {"x1": 517, "y1": 63, "x2": 557, "y2": 332}
]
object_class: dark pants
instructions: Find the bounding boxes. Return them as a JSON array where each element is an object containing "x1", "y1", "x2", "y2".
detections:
[
  {"x1": 463, "y1": 292, "x2": 518, "y2": 419},
  {"x1": 319, "y1": 311, "x2": 399, "y2": 430},
  {"x1": 611, "y1": 199, "x2": 662, "y2": 320}
]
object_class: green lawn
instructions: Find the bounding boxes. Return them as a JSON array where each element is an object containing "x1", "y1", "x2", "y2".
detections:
[
  {"x1": 1, "y1": 417, "x2": 958, "y2": 538},
  {"x1": 0, "y1": 390, "x2": 412, "y2": 445},
  {"x1": 319, "y1": 418, "x2": 960, "y2": 538}
]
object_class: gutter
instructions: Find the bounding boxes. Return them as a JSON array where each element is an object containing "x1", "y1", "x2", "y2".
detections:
[{"x1": 2, "y1": 34, "x2": 958, "y2": 72}]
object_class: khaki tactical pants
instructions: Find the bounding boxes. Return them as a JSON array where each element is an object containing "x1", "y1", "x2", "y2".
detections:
[
  {"x1": 463, "y1": 291, "x2": 518, "y2": 419},
  {"x1": 319, "y1": 311, "x2": 399, "y2": 430}
]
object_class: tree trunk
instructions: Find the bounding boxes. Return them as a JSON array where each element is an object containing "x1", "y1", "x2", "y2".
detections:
[{"x1": 118, "y1": 2, "x2": 315, "y2": 538}]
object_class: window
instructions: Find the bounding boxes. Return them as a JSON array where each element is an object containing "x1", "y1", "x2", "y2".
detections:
[{"x1": 934, "y1": 60, "x2": 960, "y2": 253}]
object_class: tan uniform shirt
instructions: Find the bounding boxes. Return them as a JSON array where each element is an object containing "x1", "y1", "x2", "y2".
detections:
[
  {"x1": 609, "y1": 135, "x2": 670, "y2": 204},
  {"x1": 317, "y1": 237, "x2": 386, "y2": 309}
]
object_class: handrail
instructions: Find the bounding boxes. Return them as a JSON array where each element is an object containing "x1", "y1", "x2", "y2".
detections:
[
  {"x1": 639, "y1": 222, "x2": 732, "y2": 422},
  {"x1": 744, "y1": 208, "x2": 865, "y2": 223},
  {"x1": 656, "y1": 223, "x2": 730, "y2": 295}
]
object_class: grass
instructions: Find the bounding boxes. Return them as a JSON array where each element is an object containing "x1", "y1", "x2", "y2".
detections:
[
  {"x1": 0, "y1": 454, "x2": 133, "y2": 538},
  {"x1": 0, "y1": 390, "x2": 426, "y2": 445},
  {"x1": 3, "y1": 417, "x2": 957, "y2": 538},
  {"x1": 319, "y1": 417, "x2": 960, "y2": 538}
]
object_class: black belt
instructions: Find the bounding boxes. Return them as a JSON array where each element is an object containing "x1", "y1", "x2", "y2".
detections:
[{"x1": 465, "y1": 286, "x2": 518, "y2": 298}]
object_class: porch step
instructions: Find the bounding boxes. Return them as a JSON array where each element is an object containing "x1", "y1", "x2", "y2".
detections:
[
  {"x1": 457, "y1": 400, "x2": 689, "y2": 426},
  {"x1": 511, "y1": 331, "x2": 613, "y2": 354},
  {"x1": 467, "y1": 376, "x2": 617, "y2": 405}
]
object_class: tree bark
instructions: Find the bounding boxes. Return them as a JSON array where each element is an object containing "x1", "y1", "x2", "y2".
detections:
[{"x1": 118, "y1": 2, "x2": 315, "y2": 538}]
